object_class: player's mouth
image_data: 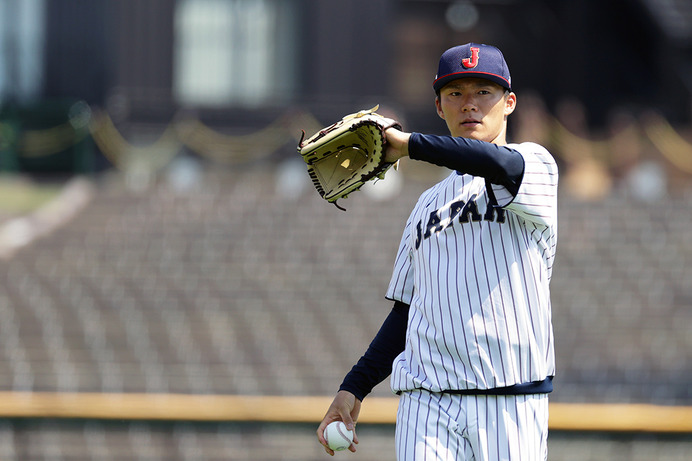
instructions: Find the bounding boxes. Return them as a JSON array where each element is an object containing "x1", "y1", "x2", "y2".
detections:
[{"x1": 461, "y1": 118, "x2": 481, "y2": 127}]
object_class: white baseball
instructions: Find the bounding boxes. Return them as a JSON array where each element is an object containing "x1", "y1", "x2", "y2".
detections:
[{"x1": 324, "y1": 421, "x2": 354, "y2": 451}]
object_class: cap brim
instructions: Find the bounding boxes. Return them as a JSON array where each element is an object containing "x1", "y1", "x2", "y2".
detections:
[{"x1": 433, "y1": 72, "x2": 511, "y2": 92}]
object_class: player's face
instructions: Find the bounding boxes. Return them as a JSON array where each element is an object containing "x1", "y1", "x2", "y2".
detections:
[{"x1": 435, "y1": 78, "x2": 516, "y2": 145}]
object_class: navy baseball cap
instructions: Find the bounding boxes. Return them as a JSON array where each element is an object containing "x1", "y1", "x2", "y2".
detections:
[{"x1": 433, "y1": 43, "x2": 512, "y2": 92}]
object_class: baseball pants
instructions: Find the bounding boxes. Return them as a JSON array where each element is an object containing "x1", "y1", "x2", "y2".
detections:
[{"x1": 395, "y1": 389, "x2": 549, "y2": 461}]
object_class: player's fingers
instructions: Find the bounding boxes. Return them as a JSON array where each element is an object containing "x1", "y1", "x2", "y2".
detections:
[
  {"x1": 340, "y1": 412, "x2": 355, "y2": 431},
  {"x1": 337, "y1": 415, "x2": 358, "y2": 445},
  {"x1": 318, "y1": 415, "x2": 353, "y2": 453},
  {"x1": 348, "y1": 426, "x2": 359, "y2": 452},
  {"x1": 337, "y1": 413, "x2": 358, "y2": 452},
  {"x1": 316, "y1": 426, "x2": 335, "y2": 456},
  {"x1": 316, "y1": 419, "x2": 334, "y2": 445},
  {"x1": 341, "y1": 394, "x2": 361, "y2": 429}
]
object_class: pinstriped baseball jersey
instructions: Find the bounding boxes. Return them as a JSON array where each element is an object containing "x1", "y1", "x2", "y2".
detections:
[{"x1": 386, "y1": 141, "x2": 558, "y2": 394}]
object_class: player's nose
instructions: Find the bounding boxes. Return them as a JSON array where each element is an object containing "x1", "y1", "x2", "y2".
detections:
[{"x1": 460, "y1": 95, "x2": 477, "y2": 112}]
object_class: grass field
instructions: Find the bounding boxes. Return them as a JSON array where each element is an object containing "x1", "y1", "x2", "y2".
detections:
[{"x1": 0, "y1": 176, "x2": 62, "y2": 215}]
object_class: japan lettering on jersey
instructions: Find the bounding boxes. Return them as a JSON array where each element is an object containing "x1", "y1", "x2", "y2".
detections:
[{"x1": 386, "y1": 142, "x2": 558, "y2": 393}]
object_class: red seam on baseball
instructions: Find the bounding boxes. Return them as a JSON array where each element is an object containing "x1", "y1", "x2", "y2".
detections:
[{"x1": 336, "y1": 423, "x2": 350, "y2": 443}]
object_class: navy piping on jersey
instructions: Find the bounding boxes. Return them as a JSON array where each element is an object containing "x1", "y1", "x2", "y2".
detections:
[{"x1": 433, "y1": 376, "x2": 553, "y2": 396}]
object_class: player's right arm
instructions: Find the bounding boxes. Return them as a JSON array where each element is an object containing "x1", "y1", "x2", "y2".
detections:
[
  {"x1": 317, "y1": 301, "x2": 409, "y2": 454},
  {"x1": 339, "y1": 300, "x2": 409, "y2": 400}
]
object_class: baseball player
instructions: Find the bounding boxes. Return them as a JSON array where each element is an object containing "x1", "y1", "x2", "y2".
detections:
[{"x1": 317, "y1": 43, "x2": 558, "y2": 460}]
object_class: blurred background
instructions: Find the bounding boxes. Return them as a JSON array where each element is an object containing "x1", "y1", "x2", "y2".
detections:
[{"x1": 0, "y1": 0, "x2": 691, "y2": 459}]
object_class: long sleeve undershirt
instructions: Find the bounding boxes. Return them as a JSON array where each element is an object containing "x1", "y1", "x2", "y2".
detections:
[
  {"x1": 339, "y1": 301, "x2": 409, "y2": 401},
  {"x1": 408, "y1": 132, "x2": 525, "y2": 196}
]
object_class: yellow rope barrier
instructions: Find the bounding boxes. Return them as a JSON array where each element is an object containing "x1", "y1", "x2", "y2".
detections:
[
  {"x1": 173, "y1": 109, "x2": 323, "y2": 164},
  {"x1": 19, "y1": 123, "x2": 89, "y2": 158},
  {"x1": 174, "y1": 117, "x2": 287, "y2": 165},
  {"x1": 643, "y1": 113, "x2": 692, "y2": 174},
  {"x1": 10, "y1": 101, "x2": 92, "y2": 158},
  {"x1": 548, "y1": 117, "x2": 613, "y2": 163},
  {"x1": 88, "y1": 110, "x2": 181, "y2": 172},
  {"x1": 86, "y1": 107, "x2": 323, "y2": 168},
  {"x1": 6, "y1": 100, "x2": 692, "y2": 180}
]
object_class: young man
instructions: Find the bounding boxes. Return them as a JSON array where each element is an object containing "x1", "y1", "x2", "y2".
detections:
[{"x1": 317, "y1": 43, "x2": 559, "y2": 460}]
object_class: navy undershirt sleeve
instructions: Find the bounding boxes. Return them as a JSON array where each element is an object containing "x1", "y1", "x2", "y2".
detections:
[
  {"x1": 408, "y1": 133, "x2": 525, "y2": 196},
  {"x1": 339, "y1": 301, "x2": 409, "y2": 401}
]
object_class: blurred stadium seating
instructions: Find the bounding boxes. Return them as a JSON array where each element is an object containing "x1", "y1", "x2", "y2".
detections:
[
  {"x1": 1, "y1": 164, "x2": 690, "y2": 401},
  {"x1": 0, "y1": 154, "x2": 690, "y2": 458}
]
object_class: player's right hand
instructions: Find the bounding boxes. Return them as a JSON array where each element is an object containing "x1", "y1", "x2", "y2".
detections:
[{"x1": 316, "y1": 390, "x2": 361, "y2": 456}]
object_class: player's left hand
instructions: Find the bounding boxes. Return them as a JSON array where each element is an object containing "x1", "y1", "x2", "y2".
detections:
[{"x1": 317, "y1": 390, "x2": 361, "y2": 455}]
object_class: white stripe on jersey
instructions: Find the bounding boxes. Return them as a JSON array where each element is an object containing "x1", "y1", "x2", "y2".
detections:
[{"x1": 386, "y1": 142, "x2": 558, "y2": 394}]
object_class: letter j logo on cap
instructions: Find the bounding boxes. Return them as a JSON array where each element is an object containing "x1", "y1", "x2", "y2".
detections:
[{"x1": 462, "y1": 47, "x2": 480, "y2": 69}]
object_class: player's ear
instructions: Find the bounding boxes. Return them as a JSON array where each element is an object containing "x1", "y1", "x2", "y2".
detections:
[
  {"x1": 435, "y1": 97, "x2": 445, "y2": 120},
  {"x1": 504, "y1": 92, "x2": 517, "y2": 116}
]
